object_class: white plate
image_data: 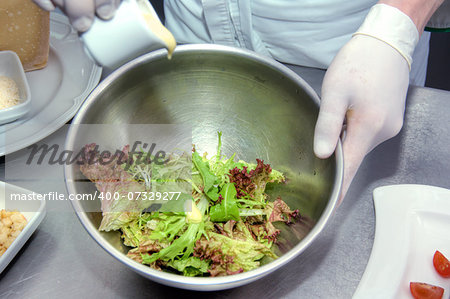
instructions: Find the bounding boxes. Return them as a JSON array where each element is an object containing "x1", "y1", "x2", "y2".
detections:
[
  {"x1": 354, "y1": 184, "x2": 450, "y2": 299},
  {"x1": 0, "y1": 181, "x2": 46, "y2": 273},
  {"x1": 0, "y1": 13, "x2": 102, "y2": 156}
]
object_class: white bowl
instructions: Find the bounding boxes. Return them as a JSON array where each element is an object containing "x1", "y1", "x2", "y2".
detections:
[
  {"x1": 0, "y1": 51, "x2": 31, "y2": 125},
  {"x1": 0, "y1": 181, "x2": 46, "y2": 273}
]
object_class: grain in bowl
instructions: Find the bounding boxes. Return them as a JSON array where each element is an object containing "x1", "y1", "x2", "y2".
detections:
[{"x1": 0, "y1": 75, "x2": 20, "y2": 110}]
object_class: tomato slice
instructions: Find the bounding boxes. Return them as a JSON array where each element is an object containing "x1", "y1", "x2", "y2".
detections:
[
  {"x1": 410, "y1": 282, "x2": 444, "y2": 299},
  {"x1": 433, "y1": 250, "x2": 450, "y2": 278}
]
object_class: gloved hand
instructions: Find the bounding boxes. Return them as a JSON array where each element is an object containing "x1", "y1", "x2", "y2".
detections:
[
  {"x1": 33, "y1": 0, "x2": 121, "y2": 32},
  {"x1": 314, "y1": 4, "x2": 419, "y2": 203}
]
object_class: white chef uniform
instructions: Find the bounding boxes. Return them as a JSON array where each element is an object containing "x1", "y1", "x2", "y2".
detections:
[{"x1": 164, "y1": 0, "x2": 431, "y2": 86}]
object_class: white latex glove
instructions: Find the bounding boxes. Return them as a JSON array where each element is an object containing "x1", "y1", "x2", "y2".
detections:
[
  {"x1": 33, "y1": 0, "x2": 121, "y2": 32},
  {"x1": 314, "y1": 4, "x2": 419, "y2": 203}
]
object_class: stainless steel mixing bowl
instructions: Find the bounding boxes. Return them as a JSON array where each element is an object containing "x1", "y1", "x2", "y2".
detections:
[{"x1": 65, "y1": 44, "x2": 343, "y2": 291}]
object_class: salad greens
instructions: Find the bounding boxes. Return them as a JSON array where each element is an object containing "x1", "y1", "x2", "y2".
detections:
[{"x1": 79, "y1": 133, "x2": 300, "y2": 277}]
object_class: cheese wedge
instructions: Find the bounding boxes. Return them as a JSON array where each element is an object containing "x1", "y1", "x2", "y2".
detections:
[{"x1": 0, "y1": 0, "x2": 50, "y2": 71}]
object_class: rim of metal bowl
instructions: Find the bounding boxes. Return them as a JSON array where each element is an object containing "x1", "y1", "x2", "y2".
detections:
[{"x1": 65, "y1": 44, "x2": 343, "y2": 289}]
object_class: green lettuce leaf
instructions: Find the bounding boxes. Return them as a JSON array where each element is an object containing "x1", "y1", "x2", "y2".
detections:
[
  {"x1": 141, "y1": 198, "x2": 211, "y2": 264},
  {"x1": 121, "y1": 218, "x2": 148, "y2": 247},
  {"x1": 192, "y1": 151, "x2": 219, "y2": 201},
  {"x1": 147, "y1": 213, "x2": 187, "y2": 243},
  {"x1": 209, "y1": 183, "x2": 240, "y2": 222},
  {"x1": 205, "y1": 186, "x2": 220, "y2": 202},
  {"x1": 195, "y1": 230, "x2": 277, "y2": 276},
  {"x1": 192, "y1": 151, "x2": 215, "y2": 191},
  {"x1": 142, "y1": 221, "x2": 206, "y2": 264},
  {"x1": 167, "y1": 256, "x2": 210, "y2": 277}
]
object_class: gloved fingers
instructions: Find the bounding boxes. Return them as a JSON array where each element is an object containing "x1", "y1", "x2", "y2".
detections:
[
  {"x1": 337, "y1": 110, "x2": 374, "y2": 204},
  {"x1": 32, "y1": 0, "x2": 56, "y2": 11},
  {"x1": 52, "y1": 0, "x2": 65, "y2": 7},
  {"x1": 64, "y1": 0, "x2": 96, "y2": 32},
  {"x1": 314, "y1": 90, "x2": 349, "y2": 160},
  {"x1": 95, "y1": 0, "x2": 121, "y2": 19}
]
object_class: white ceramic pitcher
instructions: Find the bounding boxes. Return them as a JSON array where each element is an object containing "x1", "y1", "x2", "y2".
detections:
[{"x1": 81, "y1": 0, "x2": 176, "y2": 69}]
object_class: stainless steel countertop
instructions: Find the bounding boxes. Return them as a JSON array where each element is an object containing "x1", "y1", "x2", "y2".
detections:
[{"x1": 0, "y1": 65, "x2": 449, "y2": 299}]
